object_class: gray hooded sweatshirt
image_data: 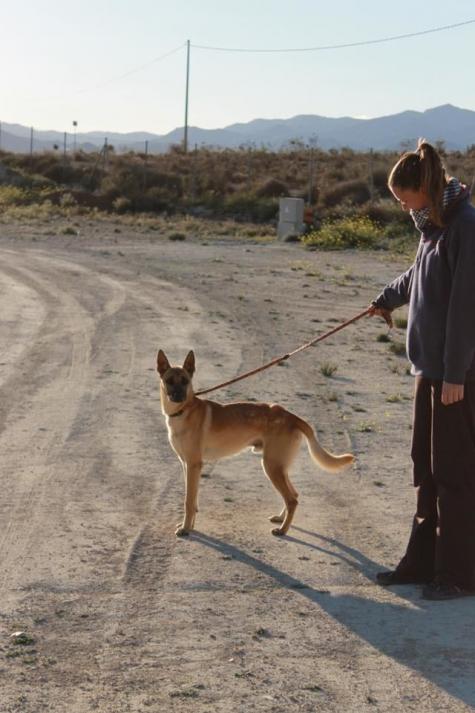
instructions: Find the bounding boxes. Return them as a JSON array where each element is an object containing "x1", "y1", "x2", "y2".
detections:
[{"x1": 374, "y1": 189, "x2": 475, "y2": 383}]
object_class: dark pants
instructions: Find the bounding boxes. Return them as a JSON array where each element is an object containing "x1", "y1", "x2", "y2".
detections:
[{"x1": 395, "y1": 377, "x2": 475, "y2": 589}]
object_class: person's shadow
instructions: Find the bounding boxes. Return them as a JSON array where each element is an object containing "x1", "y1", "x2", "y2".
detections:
[{"x1": 192, "y1": 526, "x2": 475, "y2": 708}]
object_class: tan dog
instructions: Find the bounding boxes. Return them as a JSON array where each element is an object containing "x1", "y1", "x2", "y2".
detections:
[{"x1": 157, "y1": 349, "x2": 354, "y2": 537}]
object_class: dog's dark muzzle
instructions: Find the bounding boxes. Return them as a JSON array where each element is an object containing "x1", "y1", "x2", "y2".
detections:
[{"x1": 169, "y1": 389, "x2": 186, "y2": 403}]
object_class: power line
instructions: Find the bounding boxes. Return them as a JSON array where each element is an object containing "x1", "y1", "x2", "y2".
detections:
[
  {"x1": 192, "y1": 19, "x2": 475, "y2": 53},
  {"x1": 77, "y1": 43, "x2": 186, "y2": 94}
]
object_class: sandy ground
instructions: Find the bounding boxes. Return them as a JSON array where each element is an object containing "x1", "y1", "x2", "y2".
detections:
[{"x1": 0, "y1": 216, "x2": 474, "y2": 713}]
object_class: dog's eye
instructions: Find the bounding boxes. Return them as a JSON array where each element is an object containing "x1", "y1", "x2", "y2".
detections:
[{"x1": 180, "y1": 378, "x2": 189, "y2": 387}]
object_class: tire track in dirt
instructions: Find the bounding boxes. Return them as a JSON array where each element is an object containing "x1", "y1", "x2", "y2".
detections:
[
  {"x1": 0, "y1": 250, "x2": 127, "y2": 602},
  {"x1": 69, "y1": 267, "x2": 243, "y2": 695},
  {"x1": 0, "y1": 262, "x2": 93, "y2": 598}
]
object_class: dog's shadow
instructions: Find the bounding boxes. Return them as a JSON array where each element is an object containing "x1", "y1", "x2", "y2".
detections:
[{"x1": 192, "y1": 528, "x2": 475, "y2": 709}]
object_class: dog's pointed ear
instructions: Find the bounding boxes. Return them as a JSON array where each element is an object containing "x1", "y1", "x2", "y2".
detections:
[
  {"x1": 183, "y1": 350, "x2": 195, "y2": 377},
  {"x1": 157, "y1": 349, "x2": 171, "y2": 377}
]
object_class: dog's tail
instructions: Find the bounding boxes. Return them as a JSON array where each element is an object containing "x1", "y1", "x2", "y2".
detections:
[{"x1": 295, "y1": 417, "x2": 354, "y2": 473}]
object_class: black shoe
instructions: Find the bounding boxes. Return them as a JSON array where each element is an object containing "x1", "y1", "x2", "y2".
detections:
[
  {"x1": 422, "y1": 582, "x2": 474, "y2": 601},
  {"x1": 376, "y1": 570, "x2": 429, "y2": 586}
]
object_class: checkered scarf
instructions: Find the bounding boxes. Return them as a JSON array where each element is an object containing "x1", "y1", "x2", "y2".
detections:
[{"x1": 410, "y1": 177, "x2": 463, "y2": 232}]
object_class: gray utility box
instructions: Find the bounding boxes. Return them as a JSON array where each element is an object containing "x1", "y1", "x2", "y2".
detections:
[{"x1": 277, "y1": 197, "x2": 305, "y2": 240}]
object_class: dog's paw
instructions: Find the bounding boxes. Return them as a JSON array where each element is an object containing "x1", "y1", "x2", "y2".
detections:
[
  {"x1": 269, "y1": 514, "x2": 285, "y2": 523},
  {"x1": 271, "y1": 527, "x2": 287, "y2": 537},
  {"x1": 175, "y1": 526, "x2": 190, "y2": 537}
]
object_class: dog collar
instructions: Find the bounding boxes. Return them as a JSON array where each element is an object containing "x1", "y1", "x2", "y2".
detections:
[{"x1": 168, "y1": 406, "x2": 186, "y2": 418}]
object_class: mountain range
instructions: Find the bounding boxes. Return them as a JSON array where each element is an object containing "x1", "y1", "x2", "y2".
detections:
[{"x1": 1, "y1": 104, "x2": 474, "y2": 153}]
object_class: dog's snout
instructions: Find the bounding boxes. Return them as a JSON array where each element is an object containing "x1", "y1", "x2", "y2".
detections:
[
  {"x1": 163, "y1": 370, "x2": 189, "y2": 403},
  {"x1": 169, "y1": 388, "x2": 186, "y2": 403}
]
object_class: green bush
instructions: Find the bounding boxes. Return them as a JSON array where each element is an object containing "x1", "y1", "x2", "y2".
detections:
[{"x1": 303, "y1": 216, "x2": 381, "y2": 250}]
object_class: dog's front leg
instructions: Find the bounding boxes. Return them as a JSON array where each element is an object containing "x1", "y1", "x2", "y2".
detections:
[{"x1": 175, "y1": 460, "x2": 202, "y2": 537}]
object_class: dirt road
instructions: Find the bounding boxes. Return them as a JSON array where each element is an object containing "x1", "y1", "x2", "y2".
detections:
[{"x1": 0, "y1": 220, "x2": 474, "y2": 712}]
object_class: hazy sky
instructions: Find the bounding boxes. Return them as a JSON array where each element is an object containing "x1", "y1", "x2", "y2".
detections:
[{"x1": 2, "y1": 0, "x2": 474, "y2": 134}]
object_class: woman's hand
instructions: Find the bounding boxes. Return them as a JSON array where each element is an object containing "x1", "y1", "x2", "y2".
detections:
[
  {"x1": 441, "y1": 382, "x2": 464, "y2": 405},
  {"x1": 367, "y1": 304, "x2": 393, "y2": 328}
]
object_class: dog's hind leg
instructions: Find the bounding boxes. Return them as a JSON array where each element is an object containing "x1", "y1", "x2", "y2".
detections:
[
  {"x1": 175, "y1": 460, "x2": 202, "y2": 537},
  {"x1": 261, "y1": 457, "x2": 298, "y2": 536},
  {"x1": 269, "y1": 475, "x2": 299, "y2": 524}
]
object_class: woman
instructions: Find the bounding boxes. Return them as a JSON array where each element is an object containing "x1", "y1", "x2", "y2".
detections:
[{"x1": 370, "y1": 139, "x2": 475, "y2": 600}]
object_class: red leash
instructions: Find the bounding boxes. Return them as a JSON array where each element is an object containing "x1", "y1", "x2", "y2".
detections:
[{"x1": 195, "y1": 306, "x2": 372, "y2": 396}]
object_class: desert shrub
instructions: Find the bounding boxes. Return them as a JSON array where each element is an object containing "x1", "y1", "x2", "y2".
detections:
[
  {"x1": 101, "y1": 168, "x2": 142, "y2": 199},
  {"x1": 223, "y1": 193, "x2": 278, "y2": 222},
  {"x1": 255, "y1": 177, "x2": 289, "y2": 198},
  {"x1": 102, "y1": 165, "x2": 182, "y2": 212},
  {"x1": 145, "y1": 169, "x2": 183, "y2": 197},
  {"x1": 28, "y1": 173, "x2": 56, "y2": 190},
  {"x1": 1, "y1": 199, "x2": 56, "y2": 220},
  {"x1": 362, "y1": 200, "x2": 411, "y2": 226},
  {"x1": 0, "y1": 186, "x2": 32, "y2": 206},
  {"x1": 59, "y1": 192, "x2": 77, "y2": 208},
  {"x1": 324, "y1": 169, "x2": 345, "y2": 182},
  {"x1": 72, "y1": 151, "x2": 89, "y2": 162},
  {"x1": 390, "y1": 341, "x2": 407, "y2": 356},
  {"x1": 112, "y1": 196, "x2": 132, "y2": 213},
  {"x1": 303, "y1": 216, "x2": 381, "y2": 250},
  {"x1": 372, "y1": 167, "x2": 391, "y2": 197},
  {"x1": 231, "y1": 171, "x2": 249, "y2": 184},
  {"x1": 382, "y1": 221, "x2": 416, "y2": 240},
  {"x1": 139, "y1": 185, "x2": 175, "y2": 212},
  {"x1": 321, "y1": 179, "x2": 371, "y2": 207},
  {"x1": 41, "y1": 161, "x2": 77, "y2": 184},
  {"x1": 320, "y1": 362, "x2": 338, "y2": 377},
  {"x1": 30, "y1": 154, "x2": 60, "y2": 175},
  {"x1": 0, "y1": 186, "x2": 25, "y2": 205}
]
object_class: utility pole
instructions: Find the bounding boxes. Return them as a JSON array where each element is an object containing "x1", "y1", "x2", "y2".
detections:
[
  {"x1": 368, "y1": 147, "x2": 375, "y2": 203},
  {"x1": 246, "y1": 144, "x2": 253, "y2": 194},
  {"x1": 307, "y1": 135, "x2": 318, "y2": 205},
  {"x1": 143, "y1": 139, "x2": 149, "y2": 191},
  {"x1": 190, "y1": 142, "x2": 198, "y2": 201},
  {"x1": 103, "y1": 137, "x2": 108, "y2": 173},
  {"x1": 73, "y1": 120, "x2": 78, "y2": 152},
  {"x1": 30, "y1": 126, "x2": 34, "y2": 156},
  {"x1": 184, "y1": 39, "x2": 190, "y2": 153}
]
